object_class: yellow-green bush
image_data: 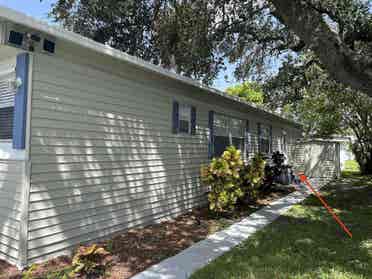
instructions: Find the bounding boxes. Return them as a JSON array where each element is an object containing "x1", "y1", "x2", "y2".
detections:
[
  {"x1": 241, "y1": 153, "x2": 266, "y2": 200},
  {"x1": 201, "y1": 147, "x2": 267, "y2": 213},
  {"x1": 71, "y1": 244, "x2": 113, "y2": 278},
  {"x1": 201, "y1": 146, "x2": 244, "y2": 213}
]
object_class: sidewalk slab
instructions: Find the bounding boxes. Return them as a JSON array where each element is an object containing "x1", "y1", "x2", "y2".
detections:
[{"x1": 132, "y1": 179, "x2": 328, "y2": 279}]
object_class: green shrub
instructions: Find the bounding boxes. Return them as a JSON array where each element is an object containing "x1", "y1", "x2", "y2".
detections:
[
  {"x1": 241, "y1": 153, "x2": 266, "y2": 200},
  {"x1": 343, "y1": 160, "x2": 360, "y2": 172},
  {"x1": 71, "y1": 244, "x2": 112, "y2": 278},
  {"x1": 201, "y1": 146, "x2": 244, "y2": 213},
  {"x1": 342, "y1": 160, "x2": 361, "y2": 177},
  {"x1": 22, "y1": 264, "x2": 38, "y2": 279}
]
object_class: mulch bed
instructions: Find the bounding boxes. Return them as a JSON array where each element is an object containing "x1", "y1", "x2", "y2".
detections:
[{"x1": 0, "y1": 186, "x2": 295, "y2": 279}]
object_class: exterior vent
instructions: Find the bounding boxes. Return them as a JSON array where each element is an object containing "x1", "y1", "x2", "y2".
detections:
[
  {"x1": 8, "y1": 30, "x2": 23, "y2": 46},
  {"x1": 43, "y1": 39, "x2": 55, "y2": 54},
  {"x1": 4, "y1": 26, "x2": 56, "y2": 54}
]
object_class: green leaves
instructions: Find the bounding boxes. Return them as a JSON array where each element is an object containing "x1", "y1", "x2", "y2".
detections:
[
  {"x1": 201, "y1": 146, "x2": 245, "y2": 213},
  {"x1": 226, "y1": 82, "x2": 264, "y2": 104},
  {"x1": 71, "y1": 244, "x2": 113, "y2": 278},
  {"x1": 201, "y1": 147, "x2": 267, "y2": 214}
]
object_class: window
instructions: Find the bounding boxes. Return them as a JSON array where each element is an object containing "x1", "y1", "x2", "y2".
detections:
[
  {"x1": 0, "y1": 68, "x2": 16, "y2": 140},
  {"x1": 172, "y1": 101, "x2": 196, "y2": 135},
  {"x1": 258, "y1": 124, "x2": 271, "y2": 154},
  {"x1": 281, "y1": 130, "x2": 287, "y2": 152},
  {"x1": 213, "y1": 113, "x2": 245, "y2": 157},
  {"x1": 43, "y1": 39, "x2": 56, "y2": 54},
  {"x1": 179, "y1": 104, "x2": 191, "y2": 133}
]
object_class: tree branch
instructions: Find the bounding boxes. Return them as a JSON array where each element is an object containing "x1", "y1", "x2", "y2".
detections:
[{"x1": 269, "y1": 0, "x2": 372, "y2": 97}]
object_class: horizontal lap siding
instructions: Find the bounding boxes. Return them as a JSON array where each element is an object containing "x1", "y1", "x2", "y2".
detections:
[
  {"x1": 0, "y1": 160, "x2": 24, "y2": 265},
  {"x1": 28, "y1": 52, "x2": 302, "y2": 264},
  {"x1": 28, "y1": 54, "x2": 210, "y2": 263}
]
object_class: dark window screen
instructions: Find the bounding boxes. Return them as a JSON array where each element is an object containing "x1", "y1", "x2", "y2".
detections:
[
  {"x1": 179, "y1": 119, "x2": 189, "y2": 133},
  {"x1": 232, "y1": 137, "x2": 244, "y2": 151},
  {"x1": 43, "y1": 39, "x2": 55, "y2": 53},
  {"x1": 213, "y1": 136, "x2": 230, "y2": 157},
  {"x1": 9, "y1": 31, "x2": 23, "y2": 46},
  {"x1": 260, "y1": 138, "x2": 270, "y2": 154},
  {"x1": 0, "y1": 107, "x2": 14, "y2": 139}
]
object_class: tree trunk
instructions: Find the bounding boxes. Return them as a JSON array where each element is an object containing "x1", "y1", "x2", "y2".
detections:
[
  {"x1": 269, "y1": 0, "x2": 372, "y2": 97},
  {"x1": 353, "y1": 144, "x2": 372, "y2": 175}
]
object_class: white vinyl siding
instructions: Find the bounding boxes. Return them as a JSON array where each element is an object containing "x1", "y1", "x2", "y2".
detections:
[
  {"x1": 28, "y1": 54, "x2": 210, "y2": 263},
  {"x1": 25, "y1": 50, "x2": 302, "y2": 265},
  {"x1": 0, "y1": 58, "x2": 23, "y2": 266},
  {"x1": 0, "y1": 159, "x2": 25, "y2": 266}
]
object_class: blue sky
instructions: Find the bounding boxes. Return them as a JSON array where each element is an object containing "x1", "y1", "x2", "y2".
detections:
[
  {"x1": 0, "y1": 0, "x2": 55, "y2": 21},
  {"x1": 0, "y1": 0, "x2": 235, "y2": 90}
]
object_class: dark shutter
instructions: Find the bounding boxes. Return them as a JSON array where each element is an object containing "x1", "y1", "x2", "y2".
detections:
[
  {"x1": 257, "y1": 123, "x2": 261, "y2": 153},
  {"x1": 191, "y1": 106, "x2": 196, "y2": 135},
  {"x1": 269, "y1": 125, "x2": 273, "y2": 153},
  {"x1": 0, "y1": 107, "x2": 14, "y2": 139},
  {"x1": 172, "y1": 101, "x2": 179, "y2": 134},
  {"x1": 208, "y1": 111, "x2": 214, "y2": 159},
  {"x1": 244, "y1": 120, "x2": 250, "y2": 160},
  {"x1": 13, "y1": 53, "x2": 30, "y2": 149}
]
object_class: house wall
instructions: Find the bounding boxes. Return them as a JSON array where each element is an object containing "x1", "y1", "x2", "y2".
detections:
[
  {"x1": 0, "y1": 56, "x2": 25, "y2": 266},
  {"x1": 0, "y1": 158, "x2": 24, "y2": 266},
  {"x1": 26, "y1": 46, "x2": 302, "y2": 263}
]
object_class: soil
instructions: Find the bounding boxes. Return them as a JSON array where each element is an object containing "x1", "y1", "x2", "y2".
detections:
[{"x1": 0, "y1": 186, "x2": 295, "y2": 279}]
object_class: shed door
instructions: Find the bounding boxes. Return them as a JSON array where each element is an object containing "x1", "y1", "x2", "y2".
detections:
[{"x1": 0, "y1": 64, "x2": 16, "y2": 139}]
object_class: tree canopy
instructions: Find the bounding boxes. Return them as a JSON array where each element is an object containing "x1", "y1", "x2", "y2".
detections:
[
  {"x1": 49, "y1": 0, "x2": 372, "y2": 94},
  {"x1": 264, "y1": 53, "x2": 372, "y2": 174},
  {"x1": 226, "y1": 82, "x2": 264, "y2": 104}
]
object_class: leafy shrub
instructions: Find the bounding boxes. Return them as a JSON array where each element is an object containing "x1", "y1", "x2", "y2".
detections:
[
  {"x1": 241, "y1": 153, "x2": 266, "y2": 200},
  {"x1": 265, "y1": 151, "x2": 293, "y2": 186},
  {"x1": 71, "y1": 244, "x2": 112, "y2": 278},
  {"x1": 22, "y1": 263, "x2": 73, "y2": 279},
  {"x1": 201, "y1": 146, "x2": 244, "y2": 213},
  {"x1": 22, "y1": 264, "x2": 38, "y2": 279},
  {"x1": 271, "y1": 151, "x2": 285, "y2": 176}
]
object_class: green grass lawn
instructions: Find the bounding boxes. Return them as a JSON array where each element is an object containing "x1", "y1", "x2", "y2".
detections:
[{"x1": 191, "y1": 174, "x2": 372, "y2": 279}]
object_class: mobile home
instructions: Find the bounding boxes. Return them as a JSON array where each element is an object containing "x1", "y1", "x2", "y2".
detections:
[{"x1": 0, "y1": 7, "x2": 302, "y2": 268}]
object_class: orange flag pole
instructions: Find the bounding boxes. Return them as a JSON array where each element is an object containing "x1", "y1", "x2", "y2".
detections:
[{"x1": 298, "y1": 173, "x2": 352, "y2": 238}]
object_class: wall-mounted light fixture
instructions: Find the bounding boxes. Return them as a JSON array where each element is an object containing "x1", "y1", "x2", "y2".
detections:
[{"x1": 10, "y1": 77, "x2": 23, "y2": 90}]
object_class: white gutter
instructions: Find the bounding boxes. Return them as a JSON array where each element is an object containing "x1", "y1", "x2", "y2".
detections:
[{"x1": 0, "y1": 5, "x2": 301, "y2": 128}]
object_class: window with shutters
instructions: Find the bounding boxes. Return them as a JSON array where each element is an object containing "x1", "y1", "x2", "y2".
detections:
[
  {"x1": 259, "y1": 124, "x2": 271, "y2": 154},
  {"x1": 213, "y1": 113, "x2": 245, "y2": 157},
  {"x1": 172, "y1": 101, "x2": 196, "y2": 135},
  {"x1": 0, "y1": 67, "x2": 16, "y2": 140}
]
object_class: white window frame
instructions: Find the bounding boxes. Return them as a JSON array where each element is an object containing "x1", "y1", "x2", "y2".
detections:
[
  {"x1": 281, "y1": 130, "x2": 287, "y2": 153},
  {"x1": 213, "y1": 113, "x2": 245, "y2": 157},
  {"x1": 259, "y1": 124, "x2": 271, "y2": 154},
  {"x1": 0, "y1": 67, "x2": 16, "y2": 141},
  {"x1": 178, "y1": 103, "x2": 192, "y2": 134}
]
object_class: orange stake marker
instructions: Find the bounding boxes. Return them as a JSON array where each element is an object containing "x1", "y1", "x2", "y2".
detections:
[{"x1": 298, "y1": 173, "x2": 352, "y2": 238}]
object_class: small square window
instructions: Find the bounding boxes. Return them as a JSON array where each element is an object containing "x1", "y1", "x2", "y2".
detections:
[
  {"x1": 179, "y1": 104, "x2": 191, "y2": 133},
  {"x1": 9, "y1": 31, "x2": 24, "y2": 46},
  {"x1": 43, "y1": 39, "x2": 55, "y2": 54}
]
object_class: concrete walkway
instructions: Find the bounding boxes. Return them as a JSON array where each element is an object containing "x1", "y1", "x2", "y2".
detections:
[{"x1": 132, "y1": 178, "x2": 330, "y2": 279}]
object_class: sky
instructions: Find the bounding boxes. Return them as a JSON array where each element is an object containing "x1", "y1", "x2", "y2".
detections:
[{"x1": 0, "y1": 0, "x2": 236, "y2": 91}]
